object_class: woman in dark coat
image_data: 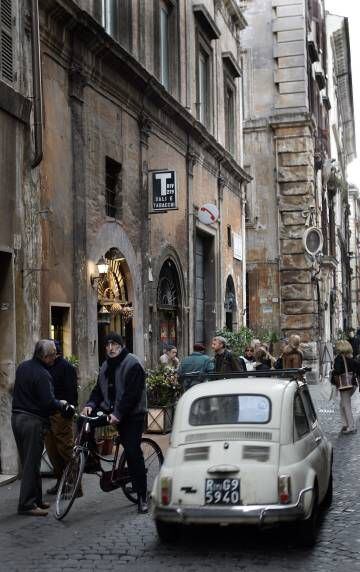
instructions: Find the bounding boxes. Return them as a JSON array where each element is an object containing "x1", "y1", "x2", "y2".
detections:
[{"x1": 333, "y1": 340, "x2": 360, "y2": 434}]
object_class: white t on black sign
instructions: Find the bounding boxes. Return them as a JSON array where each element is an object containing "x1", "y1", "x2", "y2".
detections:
[{"x1": 152, "y1": 171, "x2": 177, "y2": 211}]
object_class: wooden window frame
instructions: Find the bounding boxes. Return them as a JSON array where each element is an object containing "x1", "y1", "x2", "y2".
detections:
[
  {"x1": 154, "y1": 0, "x2": 179, "y2": 97},
  {"x1": 195, "y1": 29, "x2": 213, "y2": 131}
]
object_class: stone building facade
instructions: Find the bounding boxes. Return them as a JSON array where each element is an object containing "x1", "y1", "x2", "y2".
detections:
[
  {"x1": 241, "y1": 0, "x2": 356, "y2": 375},
  {"x1": 0, "y1": 0, "x2": 250, "y2": 474}
]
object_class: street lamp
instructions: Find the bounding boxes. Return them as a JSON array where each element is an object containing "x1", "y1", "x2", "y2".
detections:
[{"x1": 90, "y1": 256, "x2": 109, "y2": 288}]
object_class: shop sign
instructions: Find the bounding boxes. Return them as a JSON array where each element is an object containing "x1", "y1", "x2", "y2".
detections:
[{"x1": 151, "y1": 171, "x2": 177, "y2": 211}]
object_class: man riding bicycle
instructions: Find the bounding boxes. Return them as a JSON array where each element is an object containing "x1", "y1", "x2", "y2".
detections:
[{"x1": 81, "y1": 332, "x2": 148, "y2": 514}]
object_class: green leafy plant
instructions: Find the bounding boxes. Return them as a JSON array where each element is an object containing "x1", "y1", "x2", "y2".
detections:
[
  {"x1": 146, "y1": 367, "x2": 181, "y2": 407},
  {"x1": 215, "y1": 326, "x2": 253, "y2": 356},
  {"x1": 65, "y1": 355, "x2": 80, "y2": 368}
]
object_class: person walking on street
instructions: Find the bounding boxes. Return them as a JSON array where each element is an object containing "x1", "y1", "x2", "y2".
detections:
[
  {"x1": 45, "y1": 341, "x2": 78, "y2": 495},
  {"x1": 282, "y1": 334, "x2": 303, "y2": 369},
  {"x1": 11, "y1": 340, "x2": 69, "y2": 516},
  {"x1": 81, "y1": 332, "x2": 149, "y2": 513},
  {"x1": 178, "y1": 343, "x2": 214, "y2": 390},
  {"x1": 159, "y1": 344, "x2": 179, "y2": 370},
  {"x1": 211, "y1": 336, "x2": 244, "y2": 374},
  {"x1": 351, "y1": 328, "x2": 360, "y2": 359},
  {"x1": 333, "y1": 340, "x2": 360, "y2": 434}
]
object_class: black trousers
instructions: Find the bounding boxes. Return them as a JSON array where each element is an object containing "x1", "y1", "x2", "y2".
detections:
[
  {"x1": 11, "y1": 412, "x2": 46, "y2": 512},
  {"x1": 118, "y1": 414, "x2": 147, "y2": 498}
]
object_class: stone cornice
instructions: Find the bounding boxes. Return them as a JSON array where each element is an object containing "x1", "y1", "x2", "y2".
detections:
[{"x1": 39, "y1": 0, "x2": 251, "y2": 185}]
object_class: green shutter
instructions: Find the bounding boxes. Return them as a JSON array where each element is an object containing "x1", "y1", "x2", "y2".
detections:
[{"x1": 0, "y1": 0, "x2": 14, "y2": 83}]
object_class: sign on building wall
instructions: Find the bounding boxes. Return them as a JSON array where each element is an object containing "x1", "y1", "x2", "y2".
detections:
[
  {"x1": 151, "y1": 171, "x2": 177, "y2": 211},
  {"x1": 233, "y1": 232, "x2": 242, "y2": 261}
]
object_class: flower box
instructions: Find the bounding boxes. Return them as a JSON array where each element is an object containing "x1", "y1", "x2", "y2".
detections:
[{"x1": 146, "y1": 405, "x2": 174, "y2": 434}]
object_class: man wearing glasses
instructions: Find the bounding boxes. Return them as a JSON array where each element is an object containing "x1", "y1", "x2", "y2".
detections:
[{"x1": 82, "y1": 332, "x2": 148, "y2": 513}]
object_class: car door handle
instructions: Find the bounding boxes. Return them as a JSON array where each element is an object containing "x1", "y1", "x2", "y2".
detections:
[{"x1": 315, "y1": 436, "x2": 322, "y2": 443}]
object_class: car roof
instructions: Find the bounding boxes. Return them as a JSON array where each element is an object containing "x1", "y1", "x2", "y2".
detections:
[{"x1": 180, "y1": 376, "x2": 297, "y2": 402}]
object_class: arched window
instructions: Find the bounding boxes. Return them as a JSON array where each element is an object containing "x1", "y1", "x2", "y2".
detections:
[
  {"x1": 157, "y1": 259, "x2": 181, "y2": 349},
  {"x1": 225, "y1": 275, "x2": 236, "y2": 331}
]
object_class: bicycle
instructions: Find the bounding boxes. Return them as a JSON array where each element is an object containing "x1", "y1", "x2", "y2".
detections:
[{"x1": 55, "y1": 412, "x2": 164, "y2": 520}]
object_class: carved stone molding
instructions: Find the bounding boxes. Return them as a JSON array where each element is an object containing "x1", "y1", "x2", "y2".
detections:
[
  {"x1": 69, "y1": 65, "x2": 87, "y2": 103},
  {"x1": 138, "y1": 112, "x2": 152, "y2": 147}
]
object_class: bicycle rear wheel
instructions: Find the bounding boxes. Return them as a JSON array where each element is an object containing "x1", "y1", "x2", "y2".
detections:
[
  {"x1": 120, "y1": 437, "x2": 164, "y2": 504},
  {"x1": 55, "y1": 450, "x2": 85, "y2": 520}
]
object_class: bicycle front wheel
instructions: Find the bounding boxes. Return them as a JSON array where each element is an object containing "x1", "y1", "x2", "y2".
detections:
[
  {"x1": 55, "y1": 449, "x2": 85, "y2": 520},
  {"x1": 120, "y1": 437, "x2": 164, "y2": 504}
]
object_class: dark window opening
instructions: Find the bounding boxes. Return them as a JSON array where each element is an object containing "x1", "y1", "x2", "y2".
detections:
[
  {"x1": 227, "y1": 225, "x2": 232, "y2": 247},
  {"x1": 50, "y1": 305, "x2": 71, "y2": 357},
  {"x1": 105, "y1": 157, "x2": 122, "y2": 219},
  {"x1": 224, "y1": 80, "x2": 235, "y2": 154}
]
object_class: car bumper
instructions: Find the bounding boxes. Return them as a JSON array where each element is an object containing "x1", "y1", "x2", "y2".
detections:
[{"x1": 153, "y1": 487, "x2": 313, "y2": 525}]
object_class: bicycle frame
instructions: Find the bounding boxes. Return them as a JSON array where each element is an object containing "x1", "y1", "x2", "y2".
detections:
[{"x1": 75, "y1": 414, "x2": 131, "y2": 492}]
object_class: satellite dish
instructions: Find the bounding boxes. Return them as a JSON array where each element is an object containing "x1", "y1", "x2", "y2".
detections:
[{"x1": 198, "y1": 203, "x2": 219, "y2": 225}]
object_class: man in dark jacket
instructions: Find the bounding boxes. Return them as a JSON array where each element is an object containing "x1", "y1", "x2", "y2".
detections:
[
  {"x1": 211, "y1": 336, "x2": 244, "y2": 374},
  {"x1": 11, "y1": 340, "x2": 68, "y2": 516},
  {"x1": 45, "y1": 341, "x2": 78, "y2": 495},
  {"x1": 82, "y1": 332, "x2": 148, "y2": 513},
  {"x1": 178, "y1": 343, "x2": 214, "y2": 390}
]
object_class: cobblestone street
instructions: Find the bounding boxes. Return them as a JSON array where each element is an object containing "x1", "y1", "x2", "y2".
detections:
[{"x1": 1, "y1": 383, "x2": 360, "y2": 572}]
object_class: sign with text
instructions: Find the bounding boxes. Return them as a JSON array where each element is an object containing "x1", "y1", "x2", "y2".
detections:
[{"x1": 151, "y1": 171, "x2": 177, "y2": 211}]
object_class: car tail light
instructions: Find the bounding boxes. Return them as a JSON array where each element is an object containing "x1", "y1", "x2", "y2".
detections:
[
  {"x1": 160, "y1": 477, "x2": 172, "y2": 506},
  {"x1": 278, "y1": 475, "x2": 291, "y2": 504}
]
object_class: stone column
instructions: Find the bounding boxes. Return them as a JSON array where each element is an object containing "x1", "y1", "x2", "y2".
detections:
[{"x1": 274, "y1": 121, "x2": 319, "y2": 378}]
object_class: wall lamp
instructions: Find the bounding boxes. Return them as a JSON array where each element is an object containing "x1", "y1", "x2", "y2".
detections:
[{"x1": 90, "y1": 256, "x2": 109, "y2": 288}]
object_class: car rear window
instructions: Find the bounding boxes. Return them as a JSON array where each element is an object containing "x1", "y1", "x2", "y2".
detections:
[{"x1": 189, "y1": 394, "x2": 271, "y2": 426}]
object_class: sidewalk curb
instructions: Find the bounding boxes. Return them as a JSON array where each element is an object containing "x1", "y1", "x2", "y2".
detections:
[{"x1": 0, "y1": 474, "x2": 17, "y2": 487}]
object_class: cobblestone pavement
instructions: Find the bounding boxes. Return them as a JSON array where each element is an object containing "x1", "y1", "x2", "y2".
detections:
[{"x1": 1, "y1": 383, "x2": 360, "y2": 572}]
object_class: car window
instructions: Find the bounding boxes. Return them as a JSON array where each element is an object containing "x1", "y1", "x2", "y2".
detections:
[
  {"x1": 301, "y1": 388, "x2": 317, "y2": 426},
  {"x1": 189, "y1": 394, "x2": 271, "y2": 426},
  {"x1": 293, "y1": 393, "x2": 310, "y2": 440}
]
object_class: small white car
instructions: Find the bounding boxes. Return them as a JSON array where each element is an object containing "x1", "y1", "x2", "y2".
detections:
[{"x1": 152, "y1": 373, "x2": 333, "y2": 545}]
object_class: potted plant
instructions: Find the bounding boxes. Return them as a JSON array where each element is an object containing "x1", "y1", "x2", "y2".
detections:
[{"x1": 146, "y1": 367, "x2": 181, "y2": 434}]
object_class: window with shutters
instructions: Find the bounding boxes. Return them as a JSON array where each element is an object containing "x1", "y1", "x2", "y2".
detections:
[{"x1": 0, "y1": 0, "x2": 14, "y2": 85}]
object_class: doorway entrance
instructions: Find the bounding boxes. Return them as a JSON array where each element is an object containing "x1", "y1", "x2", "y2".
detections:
[{"x1": 97, "y1": 248, "x2": 133, "y2": 365}]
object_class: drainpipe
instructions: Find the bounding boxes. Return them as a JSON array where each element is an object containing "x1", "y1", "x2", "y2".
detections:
[{"x1": 31, "y1": 0, "x2": 43, "y2": 168}]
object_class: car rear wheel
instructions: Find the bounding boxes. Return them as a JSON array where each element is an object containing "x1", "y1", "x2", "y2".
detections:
[
  {"x1": 155, "y1": 519, "x2": 180, "y2": 543},
  {"x1": 296, "y1": 485, "x2": 319, "y2": 547}
]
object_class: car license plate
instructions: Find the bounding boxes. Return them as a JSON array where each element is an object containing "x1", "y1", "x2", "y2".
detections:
[{"x1": 205, "y1": 478, "x2": 241, "y2": 505}]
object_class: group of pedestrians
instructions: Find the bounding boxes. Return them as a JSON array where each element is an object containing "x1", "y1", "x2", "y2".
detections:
[{"x1": 161, "y1": 333, "x2": 304, "y2": 383}]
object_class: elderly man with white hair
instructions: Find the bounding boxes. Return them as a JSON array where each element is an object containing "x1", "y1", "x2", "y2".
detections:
[{"x1": 11, "y1": 340, "x2": 69, "y2": 517}]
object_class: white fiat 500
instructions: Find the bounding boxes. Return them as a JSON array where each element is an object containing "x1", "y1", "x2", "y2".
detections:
[{"x1": 152, "y1": 372, "x2": 333, "y2": 545}]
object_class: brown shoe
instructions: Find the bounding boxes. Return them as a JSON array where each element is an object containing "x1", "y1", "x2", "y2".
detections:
[
  {"x1": 39, "y1": 502, "x2": 51, "y2": 509},
  {"x1": 18, "y1": 507, "x2": 48, "y2": 517}
]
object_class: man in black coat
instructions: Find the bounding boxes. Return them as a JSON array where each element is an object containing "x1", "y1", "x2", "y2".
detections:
[
  {"x1": 45, "y1": 341, "x2": 78, "y2": 495},
  {"x1": 82, "y1": 332, "x2": 148, "y2": 513},
  {"x1": 12, "y1": 340, "x2": 68, "y2": 516}
]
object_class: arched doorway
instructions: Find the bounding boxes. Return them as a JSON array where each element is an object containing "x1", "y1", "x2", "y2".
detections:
[
  {"x1": 97, "y1": 247, "x2": 133, "y2": 364},
  {"x1": 225, "y1": 275, "x2": 236, "y2": 331},
  {"x1": 157, "y1": 259, "x2": 181, "y2": 356}
]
